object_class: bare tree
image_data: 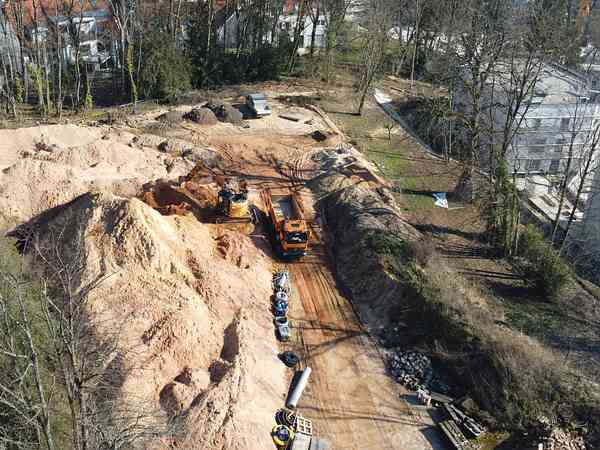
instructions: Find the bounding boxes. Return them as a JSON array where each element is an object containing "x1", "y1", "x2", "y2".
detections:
[
  {"x1": 549, "y1": 100, "x2": 599, "y2": 244},
  {"x1": 560, "y1": 122, "x2": 600, "y2": 254},
  {"x1": 0, "y1": 221, "x2": 176, "y2": 450},
  {"x1": 354, "y1": 0, "x2": 390, "y2": 115},
  {"x1": 447, "y1": 0, "x2": 510, "y2": 202}
]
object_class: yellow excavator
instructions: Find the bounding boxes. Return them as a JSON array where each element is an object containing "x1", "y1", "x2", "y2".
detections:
[
  {"x1": 216, "y1": 178, "x2": 250, "y2": 219},
  {"x1": 182, "y1": 161, "x2": 252, "y2": 221},
  {"x1": 143, "y1": 161, "x2": 252, "y2": 222}
]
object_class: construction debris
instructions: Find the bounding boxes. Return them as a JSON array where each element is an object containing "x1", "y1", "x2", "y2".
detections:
[
  {"x1": 157, "y1": 110, "x2": 185, "y2": 124},
  {"x1": 438, "y1": 420, "x2": 478, "y2": 450},
  {"x1": 536, "y1": 418, "x2": 587, "y2": 450},
  {"x1": 444, "y1": 404, "x2": 486, "y2": 438},
  {"x1": 207, "y1": 102, "x2": 244, "y2": 124},
  {"x1": 387, "y1": 350, "x2": 433, "y2": 390},
  {"x1": 310, "y1": 130, "x2": 328, "y2": 142},
  {"x1": 387, "y1": 349, "x2": 453, "y2": 395}
]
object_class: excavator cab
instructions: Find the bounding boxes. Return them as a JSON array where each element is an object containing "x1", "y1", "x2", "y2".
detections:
[{"x1": 217, "y1": 179, "x2": 250, "y2": 219}]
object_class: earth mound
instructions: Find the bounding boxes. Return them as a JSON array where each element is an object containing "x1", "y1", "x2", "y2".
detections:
[{"x1": 15, "y1": 191, "x2": 285, "y2": 449}]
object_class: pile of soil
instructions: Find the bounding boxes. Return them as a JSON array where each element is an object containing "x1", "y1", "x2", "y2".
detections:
[
  {"x1": 310, "y1": 148, "x2": 421, "y2": 324},
  {"x1": 157, "y1": 110, "x2": 185, "y2": 124},
  {"x1": 0, "y1": 124, "x2": 193, "y2": 228},
  {"x1": 16, "y1": 192, "x2": 285, "y2": 449},
  {"x1": 207, "y1": 103, "x2": 243, "y2": 124},
  {"x1": 184, "y1": 107, "x2": 218, "y2": 125}
]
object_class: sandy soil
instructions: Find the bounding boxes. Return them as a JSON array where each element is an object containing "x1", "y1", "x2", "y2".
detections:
[
  {"x1": 286, "y1": 224, "x2": 446, "y2": 449},
  {"x1": 22, "y1": 192, "x2": 286, "y2": 450},
  {"x1": 0, "y1": 124, "x2": 194, "y2": 228},
  {"x1": 1, "y1": 91, "x2": 447, "y2": 449}
]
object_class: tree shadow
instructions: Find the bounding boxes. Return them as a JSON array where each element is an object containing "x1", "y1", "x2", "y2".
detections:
[{"x1": 414, "y1": 223, "x2": 484, "y2": 242}]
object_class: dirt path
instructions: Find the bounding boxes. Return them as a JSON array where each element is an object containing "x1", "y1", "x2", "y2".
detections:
[{"x1": 283, "y1": 224, "x2": 447, "y2": 449}]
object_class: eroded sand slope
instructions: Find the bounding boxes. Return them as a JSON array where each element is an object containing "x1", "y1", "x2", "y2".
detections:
[{"x1": 23, "y1": 191, "x2": 285, "y2": 449}]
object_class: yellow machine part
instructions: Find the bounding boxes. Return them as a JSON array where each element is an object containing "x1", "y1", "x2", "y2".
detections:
[
  {"x1": 272, "y1": 425, "x2": 294, "y2": 449},
  {"x1": 228, "y1": 199, "x2": 249, "y2": 218}
]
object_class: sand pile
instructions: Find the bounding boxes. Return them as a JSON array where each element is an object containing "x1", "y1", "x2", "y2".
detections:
[
  {"x1": 18, "y1": 192, "x2": 285, "y2": 449},
  {"x1": 0, "y1": 124, "x2": 194, "y2": 227}
]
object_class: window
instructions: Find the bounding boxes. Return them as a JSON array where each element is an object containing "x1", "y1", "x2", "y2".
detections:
[
  {"x1": 529, "y1": 138, "x2": 547, "y2": 154},
  {"x1": 560, "y1": 118, "x2": 570, "y2": 131},
  {"x1": 554, "y1": 137, "x2": 565, "y2": 153},
  {"x1": 549, "y1": 160, "x2": 561, "y2": 173},
  {"x1": 530, "y1": 118, "x2": 542, "y2": 129},
  {"x1": 317, "y1": 19, "x2": 326, "y2": 25},
  {"x1": 527, "y1": 159, "x2": 541, "y2": 171}
]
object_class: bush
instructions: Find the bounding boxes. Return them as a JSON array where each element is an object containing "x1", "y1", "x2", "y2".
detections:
[
  {"x1": 138, "y1": 32, "x2": 192, "y2": 101},
  {"x1": 516, "y1": 225, "x2": 571, "y2": 299}
]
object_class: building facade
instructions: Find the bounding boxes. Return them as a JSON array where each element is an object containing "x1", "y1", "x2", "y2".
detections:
[{"x1": 507, "y1": 65, "x2": 600, "y2": 176}]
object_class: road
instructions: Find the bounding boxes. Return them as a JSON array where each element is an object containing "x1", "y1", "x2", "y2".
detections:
[{"x1": 284, "y1": 223, "x2": 448, "y2": 450}]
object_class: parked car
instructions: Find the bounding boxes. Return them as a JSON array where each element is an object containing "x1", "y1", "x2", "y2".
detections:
[
  {"x1": 274, "y1": 316, "x2": 290, "y2": 341},
  {"x1": 246, "y1": 93, "x2": 272, "y2": 117}
]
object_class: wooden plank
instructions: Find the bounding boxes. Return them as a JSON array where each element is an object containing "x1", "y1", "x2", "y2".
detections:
[{"x1": 438, "y1": 420, "x2": 472, "y2": 450}]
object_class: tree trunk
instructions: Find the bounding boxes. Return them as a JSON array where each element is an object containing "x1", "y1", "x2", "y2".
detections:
[
  {"x1": 410, "y1": 0, "x2": 421, "y2": 89},
  {"x1": 309, "y1": 3, "x2": 320, "y2": 58}
]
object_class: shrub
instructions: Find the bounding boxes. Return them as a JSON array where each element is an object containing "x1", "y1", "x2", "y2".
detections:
[
  {"x1": 138, "y1": 32, "x2": 192, "y2": 101},
  {"x1": 516, "y1": 225, "x2": 571, "y2": 299}
]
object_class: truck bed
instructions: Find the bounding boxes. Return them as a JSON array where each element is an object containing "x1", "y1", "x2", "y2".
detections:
[{"x1": 272, "y1": 195, "x2": 300, "y2": 220}]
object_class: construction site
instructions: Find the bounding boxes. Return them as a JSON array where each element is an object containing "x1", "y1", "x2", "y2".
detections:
[{"x1": 0, "y1": 83, "x2": 596, "y2": 450}]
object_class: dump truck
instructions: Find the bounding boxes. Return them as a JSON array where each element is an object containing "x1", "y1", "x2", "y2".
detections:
[{"x1": 262, "y1": 189, "x2": 309, "y2": 259}]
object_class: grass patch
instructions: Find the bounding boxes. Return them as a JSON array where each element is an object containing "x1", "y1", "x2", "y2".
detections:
[{"x1": 504, "y1": 300, "x2": 576, "y2": 338}]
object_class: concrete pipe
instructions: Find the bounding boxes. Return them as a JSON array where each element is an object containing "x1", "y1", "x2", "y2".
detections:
[{"x1": 286, "y1": 367, "x2": 312, "y2": 409}]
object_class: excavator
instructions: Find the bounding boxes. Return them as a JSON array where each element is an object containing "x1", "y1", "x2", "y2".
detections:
[
  {"x1": 185, "y1": 162, "x2": 252, "y2": 221},
  {"x1": 143, "y1": 161, "x2": 252, "y2": 222}
]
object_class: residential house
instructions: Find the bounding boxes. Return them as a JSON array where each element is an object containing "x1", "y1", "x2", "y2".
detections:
[
  {"x1": 279, "y1": 12, "x2": 327, "y2": 54},
  {"x1": 3, "y1": 0, "x2": 115, "y2": 72}
]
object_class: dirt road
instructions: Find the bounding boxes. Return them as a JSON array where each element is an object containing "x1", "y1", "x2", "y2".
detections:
[{"x1": 284, "y1": 224, "x2": 447, "y2": 450}]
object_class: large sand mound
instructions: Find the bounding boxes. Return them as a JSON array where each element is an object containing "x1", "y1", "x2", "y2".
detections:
[
  {"x1": 0, "y1": 124, "x2": 193, "y2": 227},
  {"x1": 18, "y1": 191, "x2": 285, "y2": 449}
]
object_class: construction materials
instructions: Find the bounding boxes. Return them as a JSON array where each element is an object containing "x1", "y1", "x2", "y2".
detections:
[
  {"x1": 279, "y1": 352, "x2": 300, "y2": 368},
  {"x1": 274, "y1": 316, "x2": 290, "y2": 341},
  {"x1": 438, "y1": 420, "x2": 475, "y2": 450},
  {"x1": 272, "y1": 269, "x2": 291, "y2": 338},
  {"x1": 273, "y1": 409, "x2": 322, "y2": 450},
  {"x1": 263, "y1": 189, "x2": 310, "y2": 259},
  {"x1": 274, "y1": 270, "x2": 291, "y2": 292},
  {"x1": 444, "y1": 404, "x2": 486, "y2": 438},
  {"x1": 275, "y1": 408, "x2": 297, "y2": 427},
  {"x1": 275, "y1": 290, "x2": 289, "y2": 303},
  {"x1": 286, "y1": 367, "x2": 312, "y2": 409},
  {"x1": 273, "y1": 300, "x2": 289, "y2": 316},
  {"x1": 272, "y1": 425, "x2": 295, "y2": 450}
]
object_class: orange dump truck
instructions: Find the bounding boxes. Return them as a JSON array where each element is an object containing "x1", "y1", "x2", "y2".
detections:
[{"x1": 262, "y1": 189, "x2": 309, "y2": 259}]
